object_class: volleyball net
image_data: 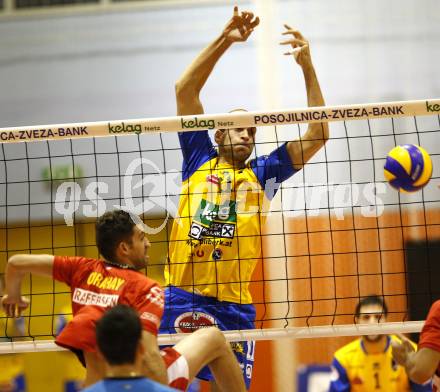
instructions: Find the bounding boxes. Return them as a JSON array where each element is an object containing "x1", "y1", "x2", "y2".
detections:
[{"x1": 0, "y1": 98, "x2": 439, "y2": 354}]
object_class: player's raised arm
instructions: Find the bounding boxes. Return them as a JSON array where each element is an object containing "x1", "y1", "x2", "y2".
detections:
[
  {"x1": 1, "y1": 254, "x2": 54, "y2": 317},
  {"x1": 175, "y1": 6, "x2": 259, "y2": 116},
  {"x1": 280, "y1": 26, "x2": 329, "y2": 170}
]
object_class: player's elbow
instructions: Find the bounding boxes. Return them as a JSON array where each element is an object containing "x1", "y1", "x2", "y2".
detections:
[
  {"x1": 175, "y1": 80, "x2": 185, "y2": 97},
  {"x1": 175, "y1": 79, "x2": 201, "y2": 101},
  {"x1": 323, "y1": 123, "x2": 330, "y2": 142},
  {"x1": 8, "y1": 254, "x2": 26, "y2": 269},
  {"x1": 175, "y1": 80, "x2": 193, "y2": 98},
  {"x1": 318, "y1": 122, "x2": 330, "y2": 143},
  {"x1": 307, "y1": 122, "x2": 329, "y2": 146}
]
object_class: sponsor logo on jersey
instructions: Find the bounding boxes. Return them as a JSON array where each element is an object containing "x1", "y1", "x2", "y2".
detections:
[
  {"x1": 245, "y1": 364, "x2": 253, "y2": 379},
  {"x1": 189, "y1": 221, "x2": 235, "y2": 240},
  {"x1": 231, "y1": 342, "x2": 245, "y2": 355},
  {"x1": 206, "y1": 174, "x2": 220, "y2": 185},
  {"x1": 72, "y1": 288, "x2": 119, "y2": 307},
  {"x1": 186, "y1": 238, "x2": 233, "y2": 248},
  {"x1": 195, "y1": 199, "x2": 237, "y2": 226},
  {"x1": 212, "y1": 248, "x2": 223, "y2": 261},
  {"x1": 86, "y1": 271, "x2": 125, "y2": 291},
  {"x1": 140, "y1": 312, "x2": 161, "y2": 327},
  {"x1": 189, "y1": 222, "x2": 204, "y2": 239},
  {"x1": 174, "y1": 312, "x2": 215, "y2": 333}
]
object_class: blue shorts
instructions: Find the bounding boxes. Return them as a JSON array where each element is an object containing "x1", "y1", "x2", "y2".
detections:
[{"x1": 159, "y1": 286, "x2": 256, "y2": 389}]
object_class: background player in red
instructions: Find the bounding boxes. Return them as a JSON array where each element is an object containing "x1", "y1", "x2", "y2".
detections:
[
  {"x1": 392, "y1": 300, "x2": 440, "y2": 391},
  {"x1": 1, "y1": 209, "x2": 246, "y2": 392}
]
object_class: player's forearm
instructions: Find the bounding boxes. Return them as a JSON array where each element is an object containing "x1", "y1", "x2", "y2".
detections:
[
  {"x1": 301, "y1": 63, "x2": 329, "y2": 146},
  {"x1": 404, "y1": 351, "x2": 433, "y2": 384},
  {"x1": 175, "y1": 34, "x2": 231, "y2": 114},
  {"x1": 302, "y1": 62, "x2": 325, "y2": 108},
  {"x1": 141, "y1": 350, "x2": 168, "y2": 385},
  {"x1": 6, "y1": 255, "x2": 54, "y2": 295}
]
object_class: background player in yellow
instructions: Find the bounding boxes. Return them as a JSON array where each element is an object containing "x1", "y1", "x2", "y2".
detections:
[
  {"x1": 329, "y1": 295, "x2": 431, "y2": 391},
  {"x1": 160, "y1": 5, "x2": 329, "y2": 389}
]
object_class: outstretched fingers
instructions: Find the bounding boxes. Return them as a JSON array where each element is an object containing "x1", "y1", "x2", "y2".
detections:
[
  {"x1": 279, "y1": 26, "x2": 310, "y2": 61},
  {"x1": 241, "y1": 10, "x2": 260, "y2": 30},
  {"x1": 225, "y1": 6, "x2": 259, "y2": 42},
  {"x1": 232, "y1": 7, "x2": 246, "y2": 37},
  {"x1": 283, "y1": 24, "x2": 305, "y2": 40},
  {"x1": 280, "y1": 37, "x2": 308, "y2": 58},
  {"x1": 282, "y1": 47, "x2": 303, "y2": 57},
  {"x1": 241, "y1": 11, "x2": 254, "y2": 21},
  {"x1": 280, "y1": 38, "x2": 307, "y2": 48},
  {"x1": 3, "y1": 303, "x2": 18, "y2": 317},
  {"x1": 250, "y1": 16, "x2": 260, "y2": 29}
]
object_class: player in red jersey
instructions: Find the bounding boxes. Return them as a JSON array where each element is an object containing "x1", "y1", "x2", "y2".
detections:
[
  {"x1": 392, "y1": 300, "x2": 440, "y2": 391},
  {"x1": 1, "y1": 209, "x2": 246, "y2": 392}
]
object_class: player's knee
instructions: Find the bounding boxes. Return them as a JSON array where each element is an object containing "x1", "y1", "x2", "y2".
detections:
[{"x1": 195, "y1": 327, "x2": 227, "y2": 350}]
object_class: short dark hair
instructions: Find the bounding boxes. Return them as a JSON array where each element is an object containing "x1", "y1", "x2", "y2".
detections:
[
  {"x1": 96, "y1": 305, "x2": 142, "y2": 365},
  {"x1": 355, "y1": 295, "x2": 388, "y2": 318},
  {"x1": 95, "y1": 210, "x2": 135, "y2": 263}
]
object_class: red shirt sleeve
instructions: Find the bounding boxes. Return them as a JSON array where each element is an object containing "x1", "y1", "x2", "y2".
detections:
[
  {"x1": 130, "y1": 281, "x2": 164, "y2": 336},
  {"x1": 53, "y1": 256, "x2": 83, "y2": 287},
  {"x1": 419, "y1": 300, "x2": 440, "y2": 353}
]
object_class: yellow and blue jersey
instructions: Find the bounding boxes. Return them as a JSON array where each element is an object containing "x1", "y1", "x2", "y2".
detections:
[
  {"x1": 329, "y1": 335, "x2": 431, "y2": 391},
  {"x1": 165, "y1": 130, "x2": 296, "y2": 303}
]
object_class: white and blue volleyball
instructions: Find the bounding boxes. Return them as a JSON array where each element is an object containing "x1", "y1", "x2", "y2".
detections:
[{"x1": 384, "y1": 144, "x2": 433, "y2": 192}]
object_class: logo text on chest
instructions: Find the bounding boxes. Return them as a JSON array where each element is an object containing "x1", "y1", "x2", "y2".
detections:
[{"x1": 86, "y1": 272, "x2": 125, "y2": 291}]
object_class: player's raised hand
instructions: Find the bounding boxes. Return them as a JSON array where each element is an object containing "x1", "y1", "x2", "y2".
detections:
[
  {"x1": 1, "y1": 294, "x2": 29, "y2": 318},
  {"x1": 222, "y1": 6, "x2": 260, "y2": 43},
  {"x1": 280, "y1": 25, "x2": 312, "y2": 67},
  {"x1": 391, "y1": 334, "x2": 415, "y2": 366}
]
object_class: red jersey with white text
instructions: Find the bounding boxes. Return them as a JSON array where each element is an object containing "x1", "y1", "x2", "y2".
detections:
[
  {"x1": 52, "y1": 256, "x2": 188, "y2": 390},
  {"x1": 53, "y1": 256, "x2": 164, "y2": 346}
]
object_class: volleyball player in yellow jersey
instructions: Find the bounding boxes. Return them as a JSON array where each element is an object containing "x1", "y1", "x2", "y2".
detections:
[
  {"x1": 160, "y1": 6, "x2": 329, "y2": 388},
  {"x1": 329, "y1": 296, "x2": 431, "y2": 391}
]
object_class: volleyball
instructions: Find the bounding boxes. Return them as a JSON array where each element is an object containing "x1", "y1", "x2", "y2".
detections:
[{"x1": 384, "y1": 144, "x2": 433, "y2": 192}]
